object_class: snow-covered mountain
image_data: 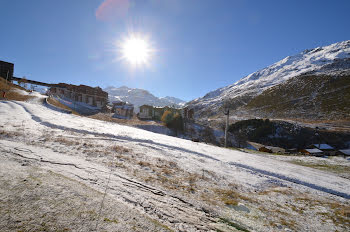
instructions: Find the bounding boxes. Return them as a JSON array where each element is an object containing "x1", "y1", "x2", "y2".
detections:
[
  {"x1": 160, "y1": 96, "x2": 186, "y2": 106},
  {"x1": 104, "y1": 86, "x2": 186, "y2": 112},
  {"x1": 188, "y1": 40, "x2": 350, "y2": 119}
]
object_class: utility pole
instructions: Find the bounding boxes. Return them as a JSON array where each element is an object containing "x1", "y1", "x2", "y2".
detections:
[
  {"x1": 224, "y1": 107, "x2": 230, "y2": 148},
  {"x1": 315, "y1": 126, "x2": 320, "y2": 149}
]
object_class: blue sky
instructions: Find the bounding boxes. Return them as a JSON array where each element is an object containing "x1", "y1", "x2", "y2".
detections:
[{"x1": 0, "y1": 0, "x2": 349, "y2": 101}]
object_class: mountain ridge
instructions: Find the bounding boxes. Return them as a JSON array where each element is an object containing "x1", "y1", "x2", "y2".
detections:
[
  {"x1": 187, "y1": 40, "x2": 350, "y2": 121},
  {"x1": 104, "y1": 86, "x2": 186, "y2": 112}
]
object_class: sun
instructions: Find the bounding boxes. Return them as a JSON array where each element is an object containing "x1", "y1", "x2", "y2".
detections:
[{"x1": 120, "y1": 36, "x2": 153, "y2": 66}]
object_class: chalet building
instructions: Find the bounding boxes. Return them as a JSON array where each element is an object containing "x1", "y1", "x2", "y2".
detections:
[
  {"x1": 0, "y1": 60, "x2": 14, "y2": 81},
  {"x1": 247, "y1": 141, "x2": 285, "y2": 154},
  {"x1": 182, "y1": 106, "x2": 194, "y2": 121},
  {"x1": 49, "y1": 83, "x2": 108, "y2": 108},
  {"x1": 153, "y1": 106, "x2": 166, "y2": 120},
  {"x1": 337, "y1": 149, "x2": 350, "y2": 156},
  {"x1": 112, "y1": 101, "x2": 134, "y2": 119},
  {"x1": 309, "y1": 144, "x2": 336, "y2": 156},
  {"x1": 285, "y1": 148, "x2": 298, "y2": 154},
  {"x1": 138, "y1": 105, "x2": 182, "y2": 120},
  {"x1": 138, "y1": 105, "x2": 154, "y2": 120},
  {"x1": 300, "y1": 148, "x2": 323, "y2": 156}
]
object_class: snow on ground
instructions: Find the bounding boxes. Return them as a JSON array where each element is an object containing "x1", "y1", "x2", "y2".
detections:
[
  {"x1": 0, "y1": 154, "x2": 171, "y2": 232},
  {"x1": 1, "y1": 99, "x2": 350, "y2": 231}
]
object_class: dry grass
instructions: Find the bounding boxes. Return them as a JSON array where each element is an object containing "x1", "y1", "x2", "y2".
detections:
[
  {"x1": 107, "y1": 161, "x2": 126, "y2": 169},
  {"x1": 54, "y1": 136, "x2": 81, "y2": 146},
  {"x1": 0, "y1": 77, "x2": 26, "y2": 91},
  {"x1": 258, "y1": 188, "x2": 350, "y2": 230},
  {"x1": 111, "y1": 145, "x2": 131, "y2": 153},
  {"x1": 304, "y1": 200, "x2": 350, "y2": 226},
  {"x1": 289, "y1": 160, "x2": 350, "y2": 176},
  {"x1": 0, "y1": 78, "x2": 34, "y2": 101},
  {"x1": 258, "y1": 187, "x2": 293, "y2": 196},
  {"x1": 89, "y1": 113, "x2": 163, "y2": 126},
  {"x1": 47, "y1": 97, "x2": 80, "y2": 115},
  {"x1": 214, "y1": 188, "x2": 253, "y2": 206},
  {"x1": 138, "y1": 161, "x2": 152, "y2": 167},
  {"x1": 0, "y1": 130, "x2": 23, "y2": 138}
]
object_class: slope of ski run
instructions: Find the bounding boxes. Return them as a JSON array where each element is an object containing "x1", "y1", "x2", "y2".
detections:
[
  {"x1": 191, "y1": 40, "x2": 350, "y2": 108},
  {"x1": 0, "y1": 100, "x2": 350, "y2": 200}
]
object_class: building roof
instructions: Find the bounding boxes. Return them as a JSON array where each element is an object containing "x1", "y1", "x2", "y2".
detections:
[
  {"x1": 112, "y1": 100, "x2": 125, "y2": 104},
  {"x1": 114, "y1": 105, "x2": 134, "y2": 109},
  {"x1": 246, "y1": 141, "x2": 262, "y2": 150},
  {"x1": 140, "y1": 104, "x2": 154, "y2": 108},
  {"x1": 266, "y1": 146, "x2": 285, "y2": 153},
  {"x1": 52, "y1": 83, "x2": 107, "y2": 98},
  {"x1": 0, "y1": 60, "x2": 14, "y2": 65},
  {"x1": 339, "y1": 149, "x2": 350, "y2": 156},
  {"x1": 312, "y1": 144, "x2": 334, "y2": 150},
  {"x1": 304, "y1": 148, "x2": 323, "y2": 153},
  {"x1": 246, "y1": 141, "x2": 285, "y2": 153}
]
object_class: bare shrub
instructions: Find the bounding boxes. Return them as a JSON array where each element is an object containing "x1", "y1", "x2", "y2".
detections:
[
  {"x1": 54, "y1": 137, "x2": 78, "y2": 146},
  {"x1": 138, "y1": 161, "x2": 152, "y2": 167},
  {"x1": 47, "y1": 97, "x2": 80, "y2": 115},
  {"x1": 0, "y1": 130, "x2": 22, "y2": 138},
  {"x1": 214, "y1": 188, "x2": 252, "y2": 206},
  {"x1": 110, "y1": 145, "x2": 131, "y2": 153}
]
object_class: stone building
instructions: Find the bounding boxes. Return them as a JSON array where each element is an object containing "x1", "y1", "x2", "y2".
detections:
[
  {"x1": 138, "y1": 105, "x2": 182, "y2": 120},
  {"x1": 112, "y1": 101, "x2": 134, "y2": 119},
  {"x1": 182, "y1": 106, "x2": 194, "y2": 121},
  {"x1": 138, "y1": 105, "x2": 193, "y2": 121},
  {"x1": 138, "y1": 105, "x2": 154, "y2": 120},
  {"x1": 49, "y1": 83, "x2": 108, "y2": 108}
]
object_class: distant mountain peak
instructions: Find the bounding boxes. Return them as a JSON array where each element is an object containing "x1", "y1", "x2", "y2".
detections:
[{"x1": 104, "y1": 86, "x2": 186, "y2": 112}]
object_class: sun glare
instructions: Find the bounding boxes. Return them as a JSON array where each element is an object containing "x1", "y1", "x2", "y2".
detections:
[{"x1": 120, "y1": 36, "x2": 153, "y2": 66}]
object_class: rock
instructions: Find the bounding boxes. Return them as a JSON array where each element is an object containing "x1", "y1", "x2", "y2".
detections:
[{"x1": 232, "y1": 203, "x2": 250, "y2": 213}]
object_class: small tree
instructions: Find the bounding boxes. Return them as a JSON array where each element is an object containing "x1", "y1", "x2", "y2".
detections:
[
  {"x1": 161, "y1": 110, "x2": 173, "y2": 125},
  {"x1": 168, "y1": 113, "x2": 184, "y2": 135},
  {"x1": 201, "y1": 126, "x2": 217, "y2": 145}
]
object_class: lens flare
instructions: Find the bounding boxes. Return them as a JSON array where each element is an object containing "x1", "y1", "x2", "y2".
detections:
[{"x1": 119, "y1": 35, "x2": 154, "y2": 67}]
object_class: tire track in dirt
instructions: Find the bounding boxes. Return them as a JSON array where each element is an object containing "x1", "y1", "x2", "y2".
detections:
[{"x1": 0, "y1": 142, "x2": 219, "y2": 231}]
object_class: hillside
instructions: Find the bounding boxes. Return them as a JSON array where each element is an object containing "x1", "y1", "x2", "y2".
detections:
[
  {"x1": 1, "y1": 98, "x2": 350, "y2": 231},
  {"x1": 187, "y1": 40, "x2": 350, "y2": 121},
  {"x1": 244, "y1": 71, "x2": 350, "y2": 121},
  {"x1": 105, "y1": 86, "x2": 186, "y2": 112}
]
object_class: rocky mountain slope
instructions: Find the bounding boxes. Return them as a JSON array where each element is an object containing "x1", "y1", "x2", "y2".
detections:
[
  {"x1": 187, "y1": 40, "x2": 350, "y2": 121},
  {"x1": 245, "y1": 68, "x2": 350, "y2": 121},
  {"x1": 105, "y1": 86, "x2": 186, "y2": 112}
]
